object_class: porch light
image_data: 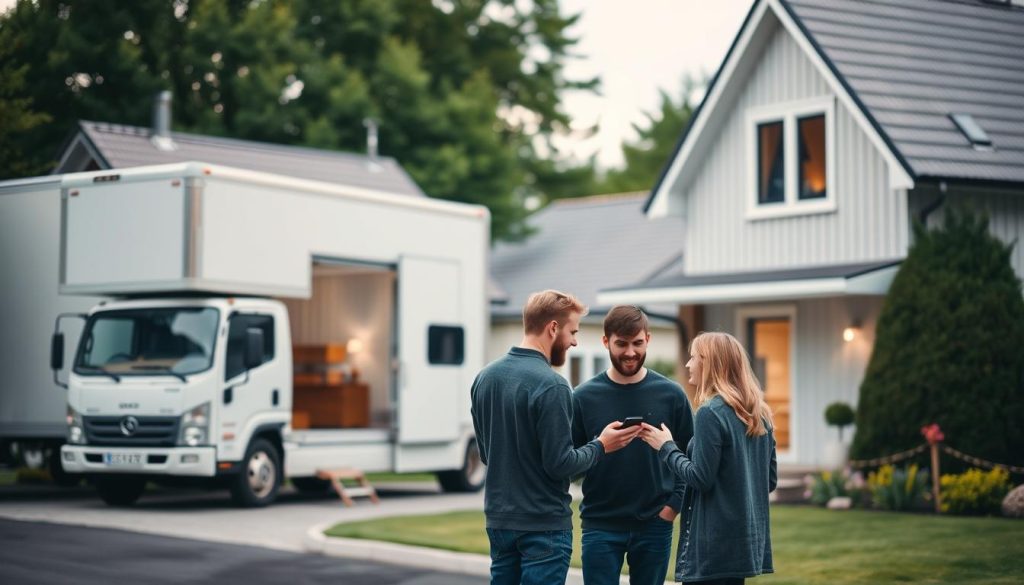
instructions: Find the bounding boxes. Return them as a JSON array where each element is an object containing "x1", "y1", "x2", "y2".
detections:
[{"x1": 842, "y1": 322, "x2": 861, "y2": 343}]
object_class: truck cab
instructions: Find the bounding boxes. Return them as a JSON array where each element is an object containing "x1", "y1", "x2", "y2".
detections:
[{"x1": 60, "y1": 297, "x2": 291, "y2": 506}]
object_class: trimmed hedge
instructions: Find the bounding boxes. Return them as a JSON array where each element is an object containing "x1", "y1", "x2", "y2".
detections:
[{"x1": 850, "y1": 208, "x2": 1024, "y2": 472}]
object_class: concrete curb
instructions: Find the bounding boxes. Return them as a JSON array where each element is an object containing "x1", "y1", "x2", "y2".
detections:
[{"x1": 304, "y1": 522, "x2": 651, "y2": 585}]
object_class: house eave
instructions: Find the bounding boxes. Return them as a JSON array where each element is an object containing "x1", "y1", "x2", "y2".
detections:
[{"x1": 597, "y1": 262, "x2": 900, "y2": 306}]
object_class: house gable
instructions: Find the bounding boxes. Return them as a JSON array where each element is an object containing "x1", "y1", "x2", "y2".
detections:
[
  {"x1": 647, "y1": 0, "x2": 914, "y2": 219},
  {"x1": 675, "y1": 6, "x2": 910, "y2": 275}
]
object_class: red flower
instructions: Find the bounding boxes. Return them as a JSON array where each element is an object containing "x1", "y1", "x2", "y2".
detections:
[{"x1": 920, "y1": 423, "x2": 944, "y2": 445}]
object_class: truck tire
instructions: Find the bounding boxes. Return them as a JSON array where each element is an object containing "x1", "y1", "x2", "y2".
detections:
[
  {"x1": 436, "y1": 439, "x2": 485, "y2": 493},
  {"x1": 291, "y1": 476, "x2": 331, "y2": 494},
  {"x1": 49, "y1": 446, "x2": 82, "y2": 487},
  {"x1": 96, "y1": 476, "x2": 146, "y2": 506},
  {"x1": 230, "y1": 438, "x2": 281, "y2": 507}
]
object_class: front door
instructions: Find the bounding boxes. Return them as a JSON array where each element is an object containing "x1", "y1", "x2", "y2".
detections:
[{"x1": 746, "y1": 316, "x2": 792, "y2": 452}]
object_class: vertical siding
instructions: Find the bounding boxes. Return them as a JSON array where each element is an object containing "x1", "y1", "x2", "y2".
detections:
[
  {"x1": 691, "y1": 298, "x2": 884, "y2": 467},
  {"x1": 683, "y1": 23, "x2": 909, "y2": 275}
]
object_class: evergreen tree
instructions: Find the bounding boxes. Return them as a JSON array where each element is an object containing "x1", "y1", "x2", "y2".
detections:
[
  {"x1": 596, "y1": 76, "x2": 698, "y2": 195},
  {"x1": 850, "y1": 208, "x2": 1024, "y2": 471},
  {"x1": 0, "y1": 0, "x2": 595, "y2": 243}
]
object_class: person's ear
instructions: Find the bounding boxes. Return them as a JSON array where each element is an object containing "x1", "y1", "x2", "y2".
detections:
[
  {"x1": 548, "y1": 320, "x2": 559, "y2": 339},
  {"x1": 602, "y1": 335, "x2": 609, "y2": 349}
]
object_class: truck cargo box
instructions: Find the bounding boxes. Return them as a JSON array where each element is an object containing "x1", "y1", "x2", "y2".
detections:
[{"x1": 60, "y1": 162, "x2": 489, "y2": 299}]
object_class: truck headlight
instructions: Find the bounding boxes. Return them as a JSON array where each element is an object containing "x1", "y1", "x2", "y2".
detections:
[
  {"x1": 179, "y1": 402, "x2": 210, "y2": 447},
  {"x1": 67, "y1": 407, "x2": 85, "y2": 444}
]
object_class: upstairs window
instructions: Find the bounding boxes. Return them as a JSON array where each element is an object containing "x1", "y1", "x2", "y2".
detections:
[{"x1": 747, "y1": 97, "x2": 835, "y2": 219}]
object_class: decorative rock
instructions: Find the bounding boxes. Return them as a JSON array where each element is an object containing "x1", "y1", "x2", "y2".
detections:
[
  {"x1": 1002, "y1": 484, "x2": 1024, "y2": 519},
  {"x1": 827, "y1": 496, "x2": 853, "y2": 510}
]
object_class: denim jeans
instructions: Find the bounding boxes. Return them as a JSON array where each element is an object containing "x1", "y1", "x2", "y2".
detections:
[
  {"x1": 581, "y1": 517, "x2": 675, "y2": 585},
  {"x1": 486, "y1": 528, "x2": 573, "y2": 585}
]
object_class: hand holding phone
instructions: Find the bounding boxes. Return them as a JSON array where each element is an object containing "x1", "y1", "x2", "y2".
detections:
[{"x1": 620, "y1": 416, "x2": 644, "y2": 428}]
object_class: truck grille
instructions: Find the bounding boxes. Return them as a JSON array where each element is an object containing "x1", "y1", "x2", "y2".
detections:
[{"x1": 83, "y1": 416, "x2": 180, "y2": 447}]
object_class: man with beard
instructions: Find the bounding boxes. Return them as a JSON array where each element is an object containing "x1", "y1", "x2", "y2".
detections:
[
  {"x1": 571, "y1": 305, "x2": 694, "y2": 585},
  {"x1": 471, "y1": 290, "x2": 641, "y2": 585}
]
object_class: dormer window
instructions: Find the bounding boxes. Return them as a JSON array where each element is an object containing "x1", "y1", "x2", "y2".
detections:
[{"x1": 747, "y1": 97, "x2": 836, "y2": 220}]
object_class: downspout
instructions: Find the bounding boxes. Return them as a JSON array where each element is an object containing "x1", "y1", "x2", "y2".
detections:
[{"x1": 918, "y1": 180, "x2": 947, "y2": 225}]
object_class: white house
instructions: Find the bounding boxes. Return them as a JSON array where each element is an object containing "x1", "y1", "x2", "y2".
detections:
[
  {"x1": 600, "y1": 0, "x2": 1024, "y2": 466},
  {"x1": 489, "y1": 193, "x2": 686, "y2": 387}
]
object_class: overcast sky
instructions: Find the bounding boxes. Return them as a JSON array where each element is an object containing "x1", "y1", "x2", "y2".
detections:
[
  {"x1": 558, "y1": 1, "x2": 752, "y2": 169},
  {"x1": 0, "y1": 0, "x2": 753, "y2": 170}
]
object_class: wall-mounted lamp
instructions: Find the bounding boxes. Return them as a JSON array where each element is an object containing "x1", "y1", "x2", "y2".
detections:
[{"x1": 843, "y1": 321, "x2": 861, "y2": 343}]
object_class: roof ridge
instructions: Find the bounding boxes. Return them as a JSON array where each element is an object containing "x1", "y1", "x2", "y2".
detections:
[
  {"x1": 82, "y1": 119, "x2": 394, "y2": 163},
  {"x1": 548, "y1": 191, "x2": 647, "y2": 207}
]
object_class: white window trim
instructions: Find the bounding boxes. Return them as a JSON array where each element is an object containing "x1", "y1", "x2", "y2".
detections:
[
  {"x1": 746, "y1": 96, "x2": 836, "y2": 221},
  {"x1": 735, "y1": 304, "x2": 798, "y2": 464}
]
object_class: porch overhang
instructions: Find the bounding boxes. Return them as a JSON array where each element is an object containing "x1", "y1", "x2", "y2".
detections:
[{"x1": 598, "y1": 260, "x2": 901, "y2": 306}]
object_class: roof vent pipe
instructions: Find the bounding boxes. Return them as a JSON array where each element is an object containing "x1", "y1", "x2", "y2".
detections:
[
  {"x1": 151, "y1": 91, "x2": 177, "y2": 151},
  {"x1": 363, "y1": 117, "x2": 381, "y2": 172}
]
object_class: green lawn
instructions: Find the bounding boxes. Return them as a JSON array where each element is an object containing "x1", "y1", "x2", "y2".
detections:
[
  {"x1": 325, "y1": 504, "x2": 1024, "y2": 584},
  {"x1": 364, "y1": 472, "x2": 437, "y2": 483}
]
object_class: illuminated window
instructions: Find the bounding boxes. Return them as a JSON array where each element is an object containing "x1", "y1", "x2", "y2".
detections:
[
  {"x1": 798, "y1": 115, "x2": 826, "y2": 200},
  {"x1": 747, "y1": 97, "x2": 835, "y2": 219}
]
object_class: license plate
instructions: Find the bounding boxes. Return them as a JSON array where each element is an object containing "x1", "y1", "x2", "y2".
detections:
[{"x1": 104, "y1": 452, "x2": 143, "y2": 466}]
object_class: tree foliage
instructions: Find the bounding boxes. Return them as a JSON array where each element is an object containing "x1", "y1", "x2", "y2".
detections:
[
  {"x1": 0, "y1": 0, "x2": 596, "y2": 242},
  {"x1": 850, "y1": 208, "x2": 1024, "y2": 471}
]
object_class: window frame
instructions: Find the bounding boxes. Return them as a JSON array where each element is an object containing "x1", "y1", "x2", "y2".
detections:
[
  {"x1": 746, "y1": 96, "x2": 836, "y2": 221},
  {"x1": 427, "y1": 324, "x2": 465, "y2": 366},
  {"x1": 224, "y1": 312, "x2": 276, "y2": 382}
]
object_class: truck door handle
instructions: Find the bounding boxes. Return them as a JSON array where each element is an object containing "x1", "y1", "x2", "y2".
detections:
[
  {"x1": 272, "y1": 389, "x2": 279, "y2": 406},
  {"x1": 223, "y1": 387, "x2": 233, "y2": 405}
]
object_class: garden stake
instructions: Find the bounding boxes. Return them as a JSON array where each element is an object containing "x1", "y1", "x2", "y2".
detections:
[{"x1": 921, "y1": 423, "x2": 944, "y2": 513}]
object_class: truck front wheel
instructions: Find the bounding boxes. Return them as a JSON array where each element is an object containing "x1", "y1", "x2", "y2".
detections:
[
  {"x1": 437, "y1": 439, "x2": 485, "y2": 493},
  {"x1": 96, "y1": 476, "x2": 146, "y2": 506},
  {"x1": 230, "y1": 438, "x2": 281, "y2": 507}
]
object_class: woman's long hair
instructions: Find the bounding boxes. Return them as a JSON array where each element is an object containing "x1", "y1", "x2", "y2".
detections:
[{"x1": 690, "y1": 332, "x2": 773, "y2": 437}]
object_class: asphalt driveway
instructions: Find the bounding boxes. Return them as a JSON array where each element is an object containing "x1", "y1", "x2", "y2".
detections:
[{"x1": 0, "y1": 517, "x2": 486, "y2": 585}]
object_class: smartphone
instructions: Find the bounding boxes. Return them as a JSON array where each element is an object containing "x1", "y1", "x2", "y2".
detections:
[{"x1": 620, "y1": 416, "x2": 644, "y2": 428}]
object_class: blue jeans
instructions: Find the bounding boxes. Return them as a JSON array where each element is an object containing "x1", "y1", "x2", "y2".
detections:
[
  {"x1": 486, "y1": 528, "x2": 573, "y2": 585},
  {"x1": 581, "y1": 518, "x2": 675, "y2": 585}
]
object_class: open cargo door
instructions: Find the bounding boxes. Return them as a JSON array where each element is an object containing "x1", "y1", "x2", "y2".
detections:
[{"x1": 395, "y1": 256, "x2": 462, "y2": 444}]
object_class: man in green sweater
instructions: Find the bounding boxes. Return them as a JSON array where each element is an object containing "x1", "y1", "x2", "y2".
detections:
[
  {"x1": 571, "y1": 305, "x2": 694, "y2": 585},
  {"x1": 471, "y1": 290, "x2": 640, "y2": 585}
]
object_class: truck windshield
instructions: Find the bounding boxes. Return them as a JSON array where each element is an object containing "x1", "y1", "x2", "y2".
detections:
[{"x1": 74, "y1": 308, "x2": 220, "y2": 377}]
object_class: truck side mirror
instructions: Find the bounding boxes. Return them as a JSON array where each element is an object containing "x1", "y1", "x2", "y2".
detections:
[
  {"x1": 244, "y1": 328, "x2": 264, "y2": 369},
  {"x1": 51, "y1": 332, "x2": 65, "y2": 370}
]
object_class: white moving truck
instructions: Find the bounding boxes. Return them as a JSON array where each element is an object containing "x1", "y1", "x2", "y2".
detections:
[
  {"x1": 4, "y1": 162, "x2": 489, "y2": 506},
  {"x1": 0, "y1": 176, "x2": 102, "y2": 483}
]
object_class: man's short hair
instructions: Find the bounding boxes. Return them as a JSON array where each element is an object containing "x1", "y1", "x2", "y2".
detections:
[
  {"x1": 522, "y1": 290, "x2": 588, "y2": 335},
  {"x1": 603, "y1": 305, "x2": 649, "y2": 339}
]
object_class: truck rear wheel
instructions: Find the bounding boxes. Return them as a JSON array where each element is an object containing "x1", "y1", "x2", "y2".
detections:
[
  {"x1": 230, "y1": 438, "x2": 281, "y2": 507},
  {"x1": 437, "y1": 439, "x2": 485, "y2": 493},
  {"x1": 96, "y1": 476, "x2": 146, "y2": 506}
]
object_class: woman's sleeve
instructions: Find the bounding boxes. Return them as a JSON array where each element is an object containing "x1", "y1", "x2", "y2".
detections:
[{"x1": 658, "y1": 407, "x2": 723, "y2": 493}]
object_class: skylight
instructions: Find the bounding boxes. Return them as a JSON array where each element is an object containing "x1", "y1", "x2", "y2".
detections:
[{"x1": 949, "y1": 113, "x2": 993, "y2": 150}]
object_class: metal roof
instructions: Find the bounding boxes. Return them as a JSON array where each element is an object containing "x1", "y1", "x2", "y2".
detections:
[
  {"x1": 608, "y1": 259, "x2": 901, "y2": 291},
  {"x1": 68, "y1": 120, "x2": 426, "y2": 197},
  {"x1": 490, "y1": 193, "x2": 685, "y2": 319},
  {"x1": 598, "y1": 259, "x2": 902, "y2": 305},
  {"x1": 785, "y1": 0, "x2": 1024, "y2": 185}
]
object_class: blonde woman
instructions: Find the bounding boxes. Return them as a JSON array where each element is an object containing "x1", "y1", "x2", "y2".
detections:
[{"x1": 639, "y1": 332, "x2": 777, "y2": 585}]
